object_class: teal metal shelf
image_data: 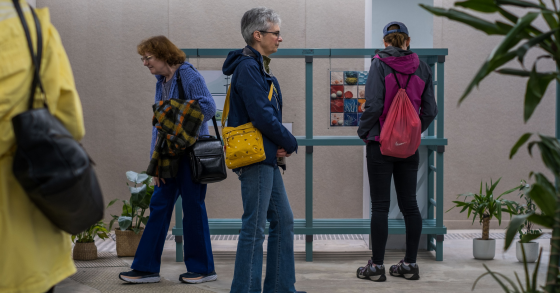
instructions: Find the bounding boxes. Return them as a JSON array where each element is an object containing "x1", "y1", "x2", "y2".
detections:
[
  {"x1": 173, "y1": 219, "x2": 447, "y2": 235},
  {"x1": 295, "y1": 136, "x2": 447, "y2": 146},
  {"x1": 173, "y1": 48, "x2": 448, "y2": 262}
]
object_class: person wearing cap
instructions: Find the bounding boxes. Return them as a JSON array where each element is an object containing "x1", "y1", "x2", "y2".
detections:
[{"x1": 356, "y1": 21, "x2": 438, "y2": 282}]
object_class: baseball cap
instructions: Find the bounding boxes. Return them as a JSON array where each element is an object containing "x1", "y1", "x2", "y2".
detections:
[{"x1": 383, "y1": 21, "x2": 409, "y2": 37}]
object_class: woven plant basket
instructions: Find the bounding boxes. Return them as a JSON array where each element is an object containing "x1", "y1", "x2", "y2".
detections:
[
  {"x1": 115, "y1": 228, "x2": 144, "y2": 257},
  {"x1": 73, "y1": 242, "x2": 98, "y2": 260}
]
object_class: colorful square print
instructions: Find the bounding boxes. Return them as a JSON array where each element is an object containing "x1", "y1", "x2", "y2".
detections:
[
  {"x1": 344, "y1": 71, "x2": 358, "y2": 85},
  {"x1": 358, "y1": 113, "x2": 363, "y2": 126},
  {"x1": 330, "y1": 99, "x2": 344, "y2": 113},
  {"x1": 344, "y1": 99, "x2": 358, "y2": 113},
  {"x1": 331, "y1": 113, "x2": 344, "y2": 126},
  {"x1": 344, "y1": 113, "x2": 358, "y2": 126},
  {"x1": 344, "y1": 85, "x2": 357, "y2": 99},
  {"x1": 358, "y1": 86, "x2": 365, "y2": 99},
  {"x1": 358, "y1": 71, "x2": 369, "y2": 85},
  {"x1": 358, "y1": 99, "x2": 366, "y2": 113},
  {"x1": 330, "y1": 85, "x2": 344, "y2": 99},
  {"x1": 331, "y1": 71, "x2": 344, "y2": 85}
]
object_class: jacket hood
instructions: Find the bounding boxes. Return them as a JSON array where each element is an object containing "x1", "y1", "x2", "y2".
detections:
[
  {"x1": 373, "y1": 46, "x2": 419, "y2": 74},
  {"x1": 222, "y1": 46, "x2": 262, "y2": 76}
]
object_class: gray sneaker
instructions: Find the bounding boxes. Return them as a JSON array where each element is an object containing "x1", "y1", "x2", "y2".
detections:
[
  {"x1": 389, "y1": 260, "x2": 420, "y2": 280},
  {"x1": 356, "y1": 259, "x2": 386, "y2": 282}
]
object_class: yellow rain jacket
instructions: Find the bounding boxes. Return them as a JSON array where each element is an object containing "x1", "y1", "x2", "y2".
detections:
[{"x1": 0, "y1": 1, "x2": 85, "y2": 292}]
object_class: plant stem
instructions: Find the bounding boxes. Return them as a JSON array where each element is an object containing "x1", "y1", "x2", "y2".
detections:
[
  {"x1": 545, "y1": 194, "x2": 560, "y2": 293},
  {"x1": 482, "y1": 214, "x2": 490, "y2": 240}
]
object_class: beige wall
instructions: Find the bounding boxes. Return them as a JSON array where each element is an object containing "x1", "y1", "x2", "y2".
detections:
[{"x1": 37, "y1": 0, "x2": 556, "y2": 229}]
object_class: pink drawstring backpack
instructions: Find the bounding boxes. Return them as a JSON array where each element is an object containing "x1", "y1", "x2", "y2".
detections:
[{"x1": 379, "y1": 70, "x2": 421, "y2": 158}]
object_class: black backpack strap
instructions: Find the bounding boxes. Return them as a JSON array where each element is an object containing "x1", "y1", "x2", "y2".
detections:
[
  {"x1": 389, "y1": 67, "x2": 412, "y2": 90},
  {"x1": 13, "y1": 0, "x2": 46, "y2": 110},
  {"x1": 176, "y1": 69, "x2": 221, "y2": 138}
]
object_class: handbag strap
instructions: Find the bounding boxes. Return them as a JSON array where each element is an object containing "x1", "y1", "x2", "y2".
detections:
[
  {"x1": 221, "y1": 82, "x2": 274, "y2": 129},
  {"x1": 12, "y1": 0, "x2": 47, "y2": 110},
  {"x1": 176, "y1": 68, "x2": 221, "y2": 138}
]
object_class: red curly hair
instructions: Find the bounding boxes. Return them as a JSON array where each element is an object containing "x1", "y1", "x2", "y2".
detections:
[{"x1": 137, "y1": 36, "x2": 186, "y2": 65}]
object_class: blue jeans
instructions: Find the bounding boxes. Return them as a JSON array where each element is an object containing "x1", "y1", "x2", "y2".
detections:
[
  {"x1": 131, "y1": 156, "x2": 214, "y2": 274},
  {"x1": 230, "y1": 163, "x2": 296, "y2": 293}
]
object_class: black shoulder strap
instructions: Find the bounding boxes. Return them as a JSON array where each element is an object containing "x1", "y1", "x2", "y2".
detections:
[
  {"x1": 176, "y1": 69, "x2": 221, "y2": 137},
  {"x1": 13, "y1": 0, "x2": 47, "y2": 110},
  {"x1": 390, "y1": 67, "x2": 412, "y2": 90}
]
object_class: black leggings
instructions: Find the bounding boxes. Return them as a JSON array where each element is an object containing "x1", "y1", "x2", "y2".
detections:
[{"x1": 366, "y1": 142, "x2": 422, "y2": 264}]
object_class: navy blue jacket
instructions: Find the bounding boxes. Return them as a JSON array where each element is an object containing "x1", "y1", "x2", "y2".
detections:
[{"x1": 222, "y1": 46, "x2": 298, "y2": 168}]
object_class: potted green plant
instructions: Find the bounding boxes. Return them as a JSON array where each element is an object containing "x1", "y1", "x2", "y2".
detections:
[
  {"x1": 72, "y1": 220, "x2": 110, "y2": 261},
  {"x1": 107, "y1": 171, "x2": 153, "y2": 257},
  {"x1": 449, "y1": 178, "x2": 520, "y2": 260},
  {"x1": 504, "y1": 181, "x2": 542, "y2": 263}
]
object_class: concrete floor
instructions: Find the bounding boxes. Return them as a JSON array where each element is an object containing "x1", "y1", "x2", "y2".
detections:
[{"x1": 57, "y1": 230, "x2": 552, "y2": 293}]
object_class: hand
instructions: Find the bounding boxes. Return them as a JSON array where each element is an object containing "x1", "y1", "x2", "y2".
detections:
[
  {"x1": 276, "y1": 148, "x2": 291, "y2": 158},
  {"x1": 153, "y1": 177, "x2": 166, "y2": 187}
]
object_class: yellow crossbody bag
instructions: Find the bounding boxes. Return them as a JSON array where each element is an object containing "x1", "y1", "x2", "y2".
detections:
[{"x1": 221, "y1": 83, "x2": 274, "y2": 169}]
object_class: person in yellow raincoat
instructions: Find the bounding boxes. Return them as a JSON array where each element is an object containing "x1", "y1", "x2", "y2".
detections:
[{"x1": 0, "y1": 1, "x2": 85, "y2": 292}]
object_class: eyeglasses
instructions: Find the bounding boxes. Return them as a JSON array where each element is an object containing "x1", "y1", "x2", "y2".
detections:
[
  {"x1": 259, "y1": 31, "x2": 281, "y2": 38},
  {"x1": 140, "y1": 55, "x2": 154, "y2": 62}
]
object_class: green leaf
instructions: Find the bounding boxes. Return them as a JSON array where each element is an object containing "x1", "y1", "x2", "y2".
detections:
[
  {"x1": 510, "y1": 133, "x2": 533, "y2": 159},
  {"x1": 541, "y1": 12, "x2": 559, "y2": 40},
  {"x1": 524, "y1": 64, "x2": 556, "y2": 122},
  {"x1": 497, "y1": 6, "x2": 543, "y2": 35},
  {"x1": 126, "y1": 171, "x2": 149, "y2": 184},
  {"x1": 527, "y1": 213, "x2": 554, "y2": 228},
  {"x1": 488, "y1": 177, "x2": 502, "y2": 195},
  {"x1": 495, "y1": 68, "x2": 531, "y2": 77},
  {"x1": 505, "y1": 213, "x2": 531, "y2": 249},
  {"x1": 106, "y1": 198, "x2": 118, "y2": 209},
  {"x1": 477, "y1": 264, "x2": 516, "y2": 292},
  {"x1": 455, "y1": 0, "x2": 499, "y2": 13},
  {"x1": 138, "y1": 187, "x2": 152, "y2": 210},
  {"x1": 531, "y1": 248, "x2": 543, "y2": 292},
  {"x1": 419, "y1": 5, "x2": 508, "y2": 35},
  {"x1": 141, "y1": 216, "x2": 150, "y2": 225},
  {"x1": 520, "y1": 232, "x2": 542, "y2": 243},
  {"x1": 109, "y1": 216, "x2": 118, "y2": 231},
  {"x1": 498, "y1": 183, "x2": 523, "y2": 199},
  {"x1": 527, "y1": 182, "x2": 556, "y2": 216},
  {"x1": 118, "y1": 216, "x2": 132, "y2": 231},
  {"x1": 130, "y1": 184, "x2": 147, "y2": 208},
  {"x1": 515, "y1": 28, "x2": 558, "y2": 64},
  {"x1": 496, "y1": 0, "x2": 553, "y2": 11},
  {"x1": 536, "y1": 135, "x2": 560, "y2": 177},
  {"x1": 491, "y1": 12, "x2": 539, "y2": 59},
  {"x1": 122, "y1": 200, "x2": 133, "y2": 217},
  {"x1": 459, "y1": 51, "x2": 517, "y2": 105}
]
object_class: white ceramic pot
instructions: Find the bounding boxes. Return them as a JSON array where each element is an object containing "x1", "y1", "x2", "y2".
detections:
[
  {"x1": 516, "y1": 241, "x2": 539, "y2": 263},
  {"x1": 473, "y1": 238, "x2": 496, "y2": 260}
]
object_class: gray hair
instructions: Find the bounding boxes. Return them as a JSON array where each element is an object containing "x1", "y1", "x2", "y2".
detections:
[{"x1": 241, "y1": 7, "x2": 281, "y2": 45}]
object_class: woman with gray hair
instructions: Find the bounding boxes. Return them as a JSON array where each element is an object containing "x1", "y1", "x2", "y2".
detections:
[{"x1": 222, "y1": 7, "x2": 305, "y2": 293}]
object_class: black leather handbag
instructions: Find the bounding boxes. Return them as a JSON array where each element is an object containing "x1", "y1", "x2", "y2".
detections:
[
  {"x1": 176, "y1": 71, "x2": 227, "y2": 184},
  {"x1": 189, "y1": 117, "x2": 228, "y2": 184},
  {"x1": 11, "y1": 0, "x2": 104, "y2": 235}
]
